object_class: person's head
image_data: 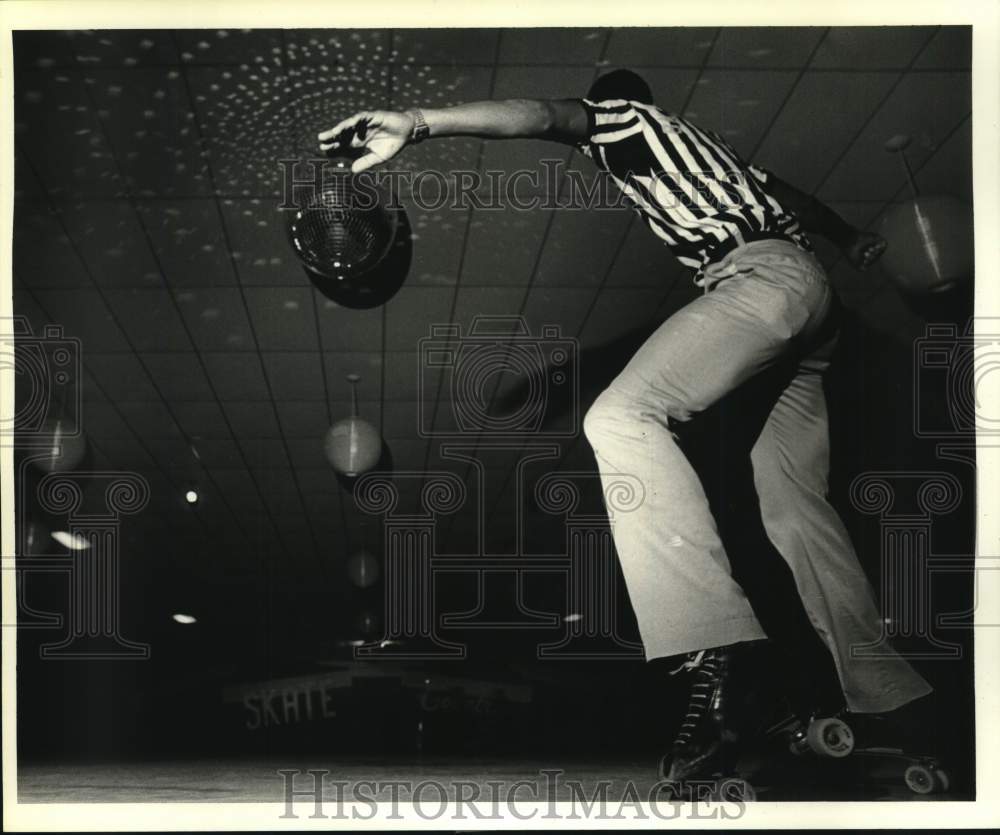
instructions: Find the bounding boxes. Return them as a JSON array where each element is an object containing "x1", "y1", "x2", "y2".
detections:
[{"x1": 587, "y1": 69, "x2": 653, "y2": 105}]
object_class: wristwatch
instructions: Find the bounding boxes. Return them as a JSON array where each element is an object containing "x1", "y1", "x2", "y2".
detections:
[{"x1": 408, "y1": 109, "x2": 430, "y2": 144}]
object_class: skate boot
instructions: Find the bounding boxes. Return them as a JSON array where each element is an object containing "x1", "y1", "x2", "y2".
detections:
[{"x1": 659, "y1": 646, "x2": 734, "y2": 785}]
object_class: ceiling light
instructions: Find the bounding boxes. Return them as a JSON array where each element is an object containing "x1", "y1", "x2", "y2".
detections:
[
  {"x1": 185, "y1": 490, "x2": 199, "y2": 504},
  {"x1": 172, "y1": 613, "x2": 197, "y2": 625},
  {"x1": 51, "y1": 531, "x2": 91, "y2": 550}
]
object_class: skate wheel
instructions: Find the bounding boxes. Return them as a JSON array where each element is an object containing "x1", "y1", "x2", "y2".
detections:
[
  {"x1": 805, "y1": 717, "x2": 855, "y2": 758},
  {"x1": 904, "y1": 763, "x2": 950, "y2": 794}
]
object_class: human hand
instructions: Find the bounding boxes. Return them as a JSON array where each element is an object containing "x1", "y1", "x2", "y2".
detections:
[
  {"x1": 843, "y1": 230, "x2": 888, "y2": 271},
  {"x1": 318, "y1": 110, "x2": 416, "y2": 173}
]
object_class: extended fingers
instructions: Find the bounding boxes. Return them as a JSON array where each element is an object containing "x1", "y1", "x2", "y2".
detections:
[{"x1": 318, "y1": 111, "x2": 367, "y2": 142}]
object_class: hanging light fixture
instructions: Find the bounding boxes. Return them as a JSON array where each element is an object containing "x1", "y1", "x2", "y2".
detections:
[
  {"x1": 879, "y1": 134, "x2": 973, "y2": 295},
  {"x1": 32, "y1": 416, "x2": 87, "y2": 473},
  {"x1": 324, "y1": 373, "x2": 382, "y2": 477}
]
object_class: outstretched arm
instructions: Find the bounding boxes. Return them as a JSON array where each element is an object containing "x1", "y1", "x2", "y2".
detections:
[
  {"x1": 765, "y1": 174, "x2": 887, "y2": 271},
  {"x1": 318, "y1": 99, "x2": 588, "y2": 173}
]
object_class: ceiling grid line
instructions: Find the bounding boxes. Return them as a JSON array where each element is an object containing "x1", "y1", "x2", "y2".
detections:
[
  {"x1": 166, "y1": 29, "x2": 332, "y2": 574},
  {"x1": 809, "y1": 26, "x2": 943, "y2": 197},
  {"x1": 745, "y1": 28, "x2": 831, "y2": 163},
  {"x1": 415, "y1": 31, "x2": 506, "y2": 491}
]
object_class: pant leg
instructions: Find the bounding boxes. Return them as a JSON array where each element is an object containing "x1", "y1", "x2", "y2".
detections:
[
  {"x1": 750, "y1": 335, "x2": 934, "y2": 713},
  {"x1": 583, "y1": 240, "x2": 833, "y2": 660}
]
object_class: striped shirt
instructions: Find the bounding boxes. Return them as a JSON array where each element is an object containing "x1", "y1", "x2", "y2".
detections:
[{"x1": 577, "y1": 98, "x2": 812, "y2": 286}]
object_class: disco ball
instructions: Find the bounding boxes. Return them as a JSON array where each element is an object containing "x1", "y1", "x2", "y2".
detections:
[{"x1": 286, "y1": 161, "x2": 398, "y2": 281}]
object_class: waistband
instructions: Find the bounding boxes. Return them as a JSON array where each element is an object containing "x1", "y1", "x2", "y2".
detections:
[{"x1": 702, "y1": 230, "x2": 800, "y2": 268}]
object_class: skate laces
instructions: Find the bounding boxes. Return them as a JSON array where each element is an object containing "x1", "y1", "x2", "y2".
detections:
[
  {"x1": 671, "y1": 649, "x2": 728, "y2": 749},
  {"x1": 668, "y1": 649, "x2": 707, "y2": 676}
]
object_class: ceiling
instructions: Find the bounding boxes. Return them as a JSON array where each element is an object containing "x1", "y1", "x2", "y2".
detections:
[{"x1": 9, "y1": 27, "x2": 972, "y2": 641}]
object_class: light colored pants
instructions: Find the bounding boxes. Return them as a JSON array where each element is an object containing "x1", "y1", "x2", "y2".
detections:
[{"x1": 583, "y1": 239, "x2": 932, "y2": 713}]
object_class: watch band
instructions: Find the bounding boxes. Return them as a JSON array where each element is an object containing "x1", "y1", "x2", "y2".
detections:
[{"x1": 409, "y1": 109, "x2": 430, "y2": 144}]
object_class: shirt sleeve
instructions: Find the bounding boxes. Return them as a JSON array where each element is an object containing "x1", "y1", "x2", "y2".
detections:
[
  {"x1": 748, "y1": 164, "x2": 772, "y2": 186},
  {"x1": 574, "y1": 97, "x2": 598, "y2": 158}
]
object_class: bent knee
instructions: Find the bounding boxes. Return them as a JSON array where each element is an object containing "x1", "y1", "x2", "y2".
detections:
[{"x1": 582, "y1": 387, "x2": 623, "y2": 446}]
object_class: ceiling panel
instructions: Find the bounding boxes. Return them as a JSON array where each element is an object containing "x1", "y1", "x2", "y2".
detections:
[
  {"x1": 603, "y1": 28, "x2": 718, "y2": 67},
  {"x1": 220, "y1": 199, "x2": 304, "y2": 285},
  {"x1": 192, "y1": 439, "x2": 245, "y2": 469},
  {"x1": 13, "y1": 208, "x2": 93, "y2": 289},
  {"x1": 138, "y1": 353, "x2": 216, "y2": 401},
  {"x1": 817, "y1": 71, "x2": 971, "y2": 201},
  {"x1": 102, "y1": 288, "x2": 193, "y2": 351},
  {"x1": 260, "y1": 352, "x2": 326, "y2": 400},
  {"x1": 913, "y1": 26, "x2": 971, "y2": 70},
  {"x1": 84, "y1": 353, "x2": 159, "y2": 400},
  {"x1": 286, "y1": 440, "x2": 337, "y2": 473},
  {"x1": 14, "y1": 149, "x2": 46, "y2": 203},
  {"x1": 274, "y1": 401, "x2": 331, "y2": 439},
  {"x1": 521, "y1": 287, "x2": 598, "y2": 337},
  {"x1": 498, "y1": 28, "x2": 605, "y2": 65},
  {"x1": 145, "y1": 439, "x2": 205, "y2": 478},
  {"x1": 10, "y1": 289, "x2": 51, "y2": 335},
  {"x1": 452, "y1": 287, "x2": 528, "y2": 330},
  {"x1": 603, "y1": 217, "x2": 681, "y2": 287},
  {"x1": 324, "y1": 352, "x2": 383, "y2": 401},
  {"x1": 243, "y1": 286, "x2": 320, "y2": 351},
  {"x1": 752, "y1": 72, "x2": 900, "y2": 194},
  {"x1": 315, "y1": 294, "x2": 384, "y2": 352},
  {"x1": 87, "y1": 68, "x2": 212, "y2": 196},
  {"x1": 174, "y1": 29, "x2": 284, "y2": 65},
  {"x1": 683, "y1": 70, "x2": 799, "y2": 152},
  {"x1": 391, "y1": 29, "x2": 500, "y2": 65},
  {"x1": 461, "y1": 207, "x2": 551, "y2": 287},
  {"x1": 246, "y1": 465, "x2": 299, "y2": 494},
  {"x1": 382, "y1": 352, "x2": 432, "y2": 402},
  {"x1": 31, "y1": 288, "x2": 130, "y2": 351},
  {"x1": 137, "y1": 200, "x2": 236, "y2": 287},
  {"x1": 117, "y1": 401, "x2": 184, "y2": 439},
  {"x1": 810, "y1": 26, "x2": 936, "y2": 70},
  {"x1": 14, "y1": 71, "x2": 123, "y2": 197},
  {"x1": 200, "y1": 352, "x2": 272, "y2": 401},
  {"x1": 56, "y1": 199, "x2": 162, "y2": 288},
  {"x1": 185, "y1": 65, "x2": 295, "y2": 197},
  {"x1": 383, "y1": 286, "x2": 455, "y2": 351},
  {"x1": 708, "y1": 27, "x2": 825, "y2": 68},
  {"x1": 239, "y1": 438, "x2": 295, "y2": 474},
  {"x1": 13, "y1": 29, "x2": 180, "y2": 70},
  {"x1": 381, "y1": 401, "x2": 423, "y2": 440},
  {"x1": 171, "y1": 401, "x2": 233, "y2": 440},
  {"x1": 907, "y1": 117, "x2": 972, "y2": 203},
  {"x1": 80, "y1": 401, "x2": 133, "y2": 440},
  {"x1": 92, "y1": 437, "x2": 157, "y2": 469},
  {"x1": 578, "y1": 288, "x2": 666, "y2": 347},
  {"x1": 174, "y1": 288, "x2": 258, "y2": 352},
  {"x1": 221, "y1": 401, "x2": 283, "y2": 439},
  {"x1": 533, "y1": 206, "x2": 631, "y2": 287},
  {"x1": 403, "y1": 205, "x2": 469, "y2": 288}
]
